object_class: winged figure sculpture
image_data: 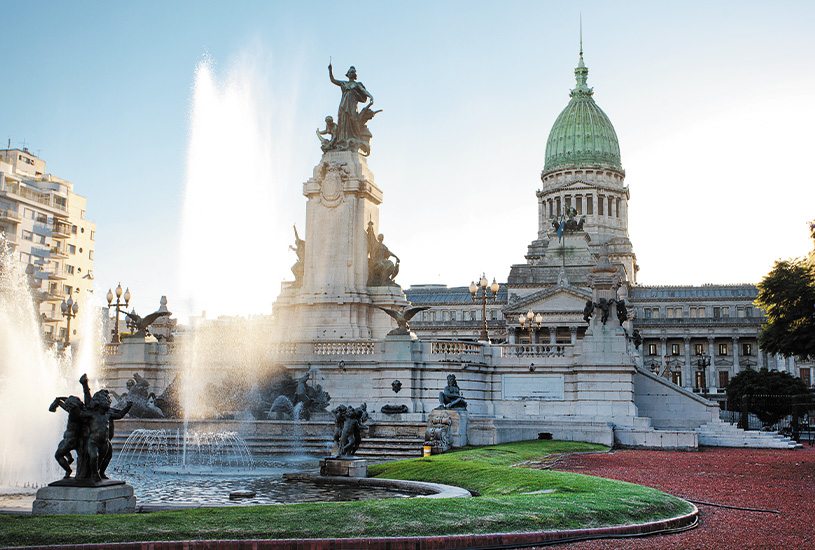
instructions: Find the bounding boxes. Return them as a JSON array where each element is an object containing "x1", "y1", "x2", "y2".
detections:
[{"x1": 374, "y1": 305, "x2": 430, "y2": 335}]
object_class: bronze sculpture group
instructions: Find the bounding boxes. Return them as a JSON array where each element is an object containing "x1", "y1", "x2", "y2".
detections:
[
  {"x1": 49, "y1": 374, "x2": 131, "y2": 483},
  {"x1": 331, "y1": 403, "x2": 369, "y2": 457},
  {"x1": 318, "y1": 64, "x2": 381, "y2": 156}
]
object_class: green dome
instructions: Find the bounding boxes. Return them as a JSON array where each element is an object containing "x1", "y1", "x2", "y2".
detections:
[{"x1": 543, "y1": 54, "x2": 622, "y2": 175}]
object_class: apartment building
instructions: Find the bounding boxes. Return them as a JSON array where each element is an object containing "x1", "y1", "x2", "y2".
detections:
[{"x1": 0, "y1": 148, "x2": 96, "y2": 344}]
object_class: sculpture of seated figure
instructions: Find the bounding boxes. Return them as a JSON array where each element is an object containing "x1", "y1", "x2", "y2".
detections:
[{"x1": 438, "y1": 374, "x2": 467, "y2": 410}]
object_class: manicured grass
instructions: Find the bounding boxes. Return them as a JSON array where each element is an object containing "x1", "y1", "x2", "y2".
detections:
[{"x1": 0, "y1": 441, "x2": 693, "y2": 546}]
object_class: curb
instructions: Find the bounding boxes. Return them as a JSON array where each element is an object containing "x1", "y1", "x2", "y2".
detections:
[{"x1": 4, "y1": 503, "x2": 698, "y2": 550}]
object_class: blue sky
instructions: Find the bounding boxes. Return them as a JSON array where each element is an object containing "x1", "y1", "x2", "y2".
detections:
[{"x1": 2, "y1": 1, "x2": 813, "y2": 320}]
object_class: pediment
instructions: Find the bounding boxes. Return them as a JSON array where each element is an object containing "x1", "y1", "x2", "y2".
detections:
[{"x1": 505, "y1": 285, "x2": 591, "y2": 315}]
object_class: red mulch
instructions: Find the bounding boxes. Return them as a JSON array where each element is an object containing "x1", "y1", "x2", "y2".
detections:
[{"x1": 545, "y1": 445, "x2": 815, "y2": 549}]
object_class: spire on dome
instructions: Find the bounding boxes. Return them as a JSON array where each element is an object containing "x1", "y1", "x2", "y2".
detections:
[{"x1": 572, "y1": 16, "x2": 591, "y2": 96}]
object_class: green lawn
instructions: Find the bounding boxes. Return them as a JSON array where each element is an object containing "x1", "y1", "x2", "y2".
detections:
[{"x1": 0, "y1": 441, "x2": 692, "y2": 546}]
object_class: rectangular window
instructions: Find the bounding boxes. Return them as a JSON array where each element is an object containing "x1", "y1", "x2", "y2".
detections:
[
  {"x1": 64, "y1": 285, "x2": 72, "y2": 295},
  {"x1": 491, "y1": 310, "x2": 497, "y2": 320},
  {"x1": 586, "y1": 195, "x2": 593, "y2": 215},
  {"x1": 745, "y1": 307, "x2": 752, "y2": 317},
  {"x1": 21, "y1": 229, "x2": 33, "y2": 241},
  {"x1": 575, "y1": 195, "x2": 582, "y2": 214},
  {"x1": 471, "y1": 311, "x2": 477, "y2": 321},
  {"x1": 718, "y1": 343, "x2": 728, "y2": 356},
  {"x1": 742, "y1": 343, "x2": 752, "y2": 356},
  {"x1": 555, "y1": 197, "x2": 561, "y2": 217},
  {"x1": 695, "y1": 343, "x2": 704, "y2": 355},
  {"x1": 565, "y1": 196, "x2": 571, "y2": 209},
  {"x1": 690, "y1": 307, "x2": 697, "y2": 318},
  {"x1": 652, "y1": 308, "x2": 660, "y2": 319},
  {"x1": 36, "y1": 213, "x2": 47, "y2": 224},
  {"x1": 738, "y1": 307, "x2": 745, "y2": 318},
  {"x1": 648, "y1": 344, "x2": 657, "y2": 356},
  {"x1": 643, "y1": 308, "x2": 652, "y2": 319},
  {"x1": 616, "y1": 198, "x2": 621, "y2": 218},
  {"x1": 667, "y1": 308, "x2": 674, "y2": 319},
  {"x1": 68, "y1": 244, "x2": 76, "y2": 254},
  {"x1": 671, "y1": 343, "x2": 680, "y2": 355},
  {"x1": 719, "y1": 371, "x2": 730, "y2": 388},
  {"x1": 431, "y1": 311, "x2": 436, "y2": 321},
  {"x1": 89, "y1": 250, "x2": 93, "y2": 260},
  {"x1": 450, "y1": 311, "x2": 456, "y2": 321},
  {"x1": 800, "y1": 368, "x2": 811, "y2": 387},
  {"x1": 71, "y1": 225, "x2": 77, "y2": 234},
  {"x1": 713, "y1": 307, "x2": 721, "y2": 318},
  {"x1": 698, "y1": 308, "x2": 706, "y2": 318},
  {"x1": 66, "y1": 265, "x2": 75, "y2": 275},
  {"x1": 598, "y1": 195, "x2": 604, "y2": 215},
  {"x1": 608, "y1": 197, "x2": 613, "y2": 216},
  {"x1": 671, "y1": 371, "x2": 682, "y2": 386},
  {"x1": 695, "y1": 371, "x2": 705, "y2": 389},
  {"x1": 722, "y1": 307, "x2": 729, "y2": 317},
  {"x1": 36, "y1": 234, "x2": 46, "y2": 244},
  {"x1": 90, "y1": 230, "x2": 95, "y2": 241}
]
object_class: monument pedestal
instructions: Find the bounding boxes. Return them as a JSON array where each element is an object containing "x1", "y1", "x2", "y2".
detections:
[
  {"x1": 320, "y1": 458, "x2": 368, "y2": 477},
  {"x1": 33, "y1": 481, "x2": 136, "y2": 515},
  {"x1": 427, "y1": 409, "x2": 468, "y2": 450}
]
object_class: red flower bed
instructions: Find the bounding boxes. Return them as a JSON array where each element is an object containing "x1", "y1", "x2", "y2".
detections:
[{"x1": 549, "y1": 446, "x2": 815, "y2": 549}]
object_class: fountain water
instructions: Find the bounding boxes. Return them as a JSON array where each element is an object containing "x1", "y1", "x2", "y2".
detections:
[{"x1": 0, "y1": 240, "x2": 99, "y2": 487}]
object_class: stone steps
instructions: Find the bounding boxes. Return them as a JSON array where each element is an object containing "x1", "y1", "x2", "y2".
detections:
[
  {"x1": 112, "y1": 432, "x2": 425, "y2": 459},
  {"x1": 695, "y1": 421, "x2": 803, "y2": 449}
]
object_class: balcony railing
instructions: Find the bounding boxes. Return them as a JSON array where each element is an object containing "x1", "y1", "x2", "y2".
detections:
[
  {"x1": 0, "y1": 181, "x2": 67, "y2": 211},
  {"x1": 0, "y1": 209, "x2": 22, "y2": 222}
]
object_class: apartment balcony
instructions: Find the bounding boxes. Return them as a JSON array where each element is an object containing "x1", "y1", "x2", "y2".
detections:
[
  {"x1": 43, "y1": 268, "x2": 67, "y2": 281},
  {"x1": 0, "y1": 209, "x2": 21, "y2": 223},
  {"x1": 0, "y1": 231, "x2": 18, "y2": 247},
  {"x1": 0, "y1": 181, "x2": 67, "y2": 212},
  {"x1": 49, "y1": 245, "x2": 69, "y2": 259},
  {"x1": 51, "y1": 220, "x2": 72, "y2": 239}
]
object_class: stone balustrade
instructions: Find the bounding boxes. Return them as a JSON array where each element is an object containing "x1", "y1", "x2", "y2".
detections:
[
  {"x1": 497, "y1": 344, "x2": 571, "y2": 358},
  {"x1": 429, "y1": 341, "x2": 483, "y2": 355},
  {"x1": 313, "y1": 341, "x2": 376, "y2": 355}
]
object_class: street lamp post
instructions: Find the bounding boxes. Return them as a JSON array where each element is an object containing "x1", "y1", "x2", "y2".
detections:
[
  {"x1": 518, "y1": 309, "x2": 542, "y2": 344},
  {"x1": 60, "y1": 296, "x2": 79, "y2": 348},
  {"x1": 106, "y1": 283, "x2": 131, "y2": 344},
  {"x1": 469, "y1": 274, "x2": 500, "y2": 342},
  {"x1": 695, "y1": 354, "x2": 711, "y2": 393}
]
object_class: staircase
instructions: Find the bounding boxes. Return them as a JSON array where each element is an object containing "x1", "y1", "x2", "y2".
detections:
[{"x1": 695, "y1": 420, "x2": 803, "y2": 449}]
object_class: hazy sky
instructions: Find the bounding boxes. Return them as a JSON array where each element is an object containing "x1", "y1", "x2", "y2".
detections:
[{"x1": 2, "y1": 1, "x2": 813, "y2": 321}]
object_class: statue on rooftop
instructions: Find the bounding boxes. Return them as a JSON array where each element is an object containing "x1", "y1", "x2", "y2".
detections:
[{"x1": 326, "y1": 63, "x2": 381, "y2": 156}]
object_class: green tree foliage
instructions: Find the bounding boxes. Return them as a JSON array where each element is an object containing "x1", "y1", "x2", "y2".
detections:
[
  {"x1": 726, "y1": 367, "x2": 811, "y2": 426},
  {"x1": 756, "y1": 258, "x2": 815, "y2": 359}
]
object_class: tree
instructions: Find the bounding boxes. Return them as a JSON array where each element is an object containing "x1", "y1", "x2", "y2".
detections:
[
  {"x1": 755, "y1": 257, "x2": 815, "y2": 359},
  {"x1": 726, "y1": 367, "x2": 811, "y2": 426}
]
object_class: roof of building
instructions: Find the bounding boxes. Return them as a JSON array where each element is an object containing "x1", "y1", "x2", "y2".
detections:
[
  {"x1": 405, "y1": 284, "x2": 508, "y2": 305},
  {"x1": 543, "y1": 51, "x2": 622, "y2": 175}
]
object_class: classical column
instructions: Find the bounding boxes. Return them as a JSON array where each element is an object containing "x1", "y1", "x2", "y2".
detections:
[
  {"x1": 570, "y1": 326, "x2": 578, "y2": 345},
  {"x1": 757, "y1": 347, "x2": 764, "y2": 369},
  {"x1": 732, "y1": 336, "x2": 740, "y2": 372},
  {"x1": 660, "y1": 337, "x2": 667, "y2": 375},
  {"x1": 549, "y1": 326, "x2": 556, "y2": 344},
  {"x1": 683, "y1": 336, "x2": 692, "y2": 389},
  {"x1": 707, "y1": 336, "x2": 716, "y2": 390}
]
